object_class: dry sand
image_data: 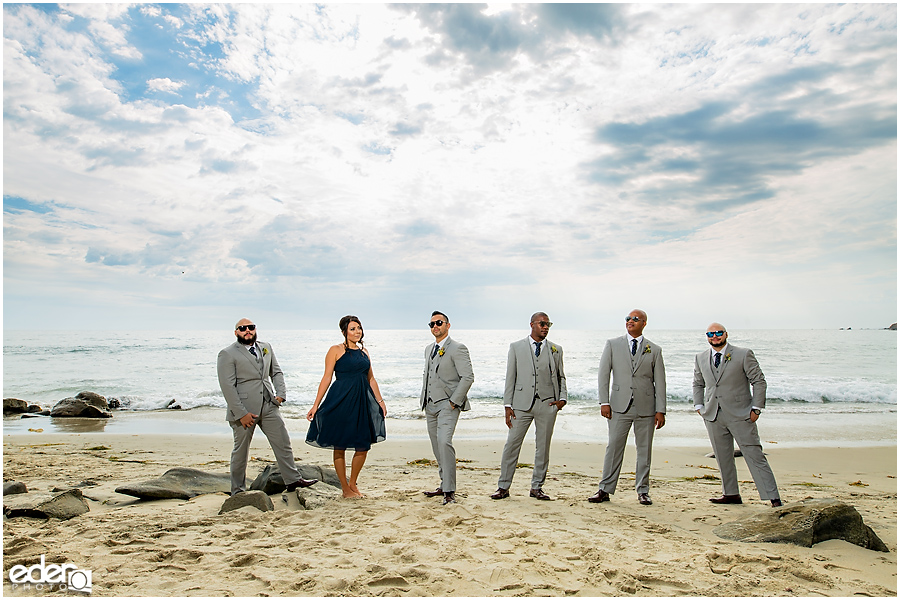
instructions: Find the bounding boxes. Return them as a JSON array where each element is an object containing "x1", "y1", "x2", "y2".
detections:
[{"x1": 3, "y1": 432, "x2": 896, "y2": 597}]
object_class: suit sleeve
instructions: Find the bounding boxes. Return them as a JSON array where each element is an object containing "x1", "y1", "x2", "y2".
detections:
[
  {"x1": 448, "y1": 343, "x2": 475, "y2": 406},
  {"x1": 268, "y1": 345, "x2": 286, "y2": 399},
  {"x1": 503, "y1": 343, "x2": 517, "y2": 407},
  {"x1": 597, "y1": 340, "x2": 613, "y2": 405},
  {"x1": 744, "y1": 349, "x2": 767, "y2": 408},
  {"x1": 556, "y1": 346, "x2": 567, "y2": 401},
  {"x1": 217, "y1": 349, "x2": 249, "y2": 420},
  {"x1": 692, "y1": 354, "x2": 706, "y2": 406},
  {"x1": 653, "y1": 347, "x2": 667, "y2": 414}
]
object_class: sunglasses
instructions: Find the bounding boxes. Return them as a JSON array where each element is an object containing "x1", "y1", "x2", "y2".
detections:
[
  {"x1": 428, "y1": 320, "x2": 446, "y2": 328},
  {"x1": 706, "y1": 330, "x2": 725, "y2": 338},
  {"x1": 625, "y1": 316, "x2": 643, "y2": 322},
  {"x1": 237, "y1": 324, "x2": 257, "y2": 332},
  {"x1": 535, "y1": 321, "x2": 553, "y2": 328}
]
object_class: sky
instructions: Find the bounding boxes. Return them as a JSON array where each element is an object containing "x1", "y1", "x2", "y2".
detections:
[{"x1": 3, "y1": 3, "x2": 897, "y2": 331}]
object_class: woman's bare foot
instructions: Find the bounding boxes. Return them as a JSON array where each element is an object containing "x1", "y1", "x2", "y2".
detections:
[{"x1": 342, "y1": 490, "x2": 364, "y2": 499}]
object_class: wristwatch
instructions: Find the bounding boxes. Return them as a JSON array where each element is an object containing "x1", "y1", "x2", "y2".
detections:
[{"x1": 751, "y1": 409, "x2": 761, "y2": 415}]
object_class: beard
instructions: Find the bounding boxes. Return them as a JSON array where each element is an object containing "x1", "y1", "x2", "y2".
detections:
[
  {"x1": 709, "y1": 338, "x2": 726, "y2": 348},
  {"x1": 237, "y1": 332, "x2": 258, "y2": 345}
]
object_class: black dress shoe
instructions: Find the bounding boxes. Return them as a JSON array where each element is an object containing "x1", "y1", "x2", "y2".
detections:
[
  {"x1": 490, "y1": 488, "x2": 510, "y2": 500},
  {"x1": 638, "y1": 493, "x2": 652, "y2": 505},
  {"x1": 770, "y1": 498, "x2": 783, "y2": 508},
  {"x1": 530, "y1": 488, "x2": 552, "y2": 501},
  {"x1": 709, "y1": 494, "x2": 743, "y2": 504},
  {"x1": 588, "y1": 489, "x2": 610, "y2": 503},
  {"x1": 423, "y1": 488, "x2": 443, "y2": 497},
  {"x1": 442, "y1": 492, "x2": 456, "y2": 505},
  {"x1": 285, "y1": 477, "x2": 318, "y2": 492}
]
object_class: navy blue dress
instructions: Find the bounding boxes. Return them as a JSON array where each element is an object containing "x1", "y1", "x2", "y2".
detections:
[{"x1": 306, "y1": 348, "x2": 386, "y2": 451}]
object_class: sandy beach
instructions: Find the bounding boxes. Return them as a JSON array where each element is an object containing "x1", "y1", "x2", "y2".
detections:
[{"x1": 2, "y1": 425, "x2": 896, "y2": 597}]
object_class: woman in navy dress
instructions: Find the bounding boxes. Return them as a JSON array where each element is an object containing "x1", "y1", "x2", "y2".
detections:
[{"x1": 306, "y1": 315, "x2": 387, "y2": 498}]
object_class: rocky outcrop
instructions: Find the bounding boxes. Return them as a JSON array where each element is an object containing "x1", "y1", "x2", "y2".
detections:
[
  {"x1": 219, "y1": 490, "x2": 274, "y2": 514},
  {"x1": 250, "y1": 463, "x2": 340, "y2": 494},
  {"x1": 50, "y1": 392, "x2": 112, "y2": 418},
  {"x1": 115, "y1": 468, "x2": 233, "y2": 500},
  {"x1": 3, "y1": 481, "x2": 28, "y2": 495},
  {"x1": 3, "y1": 488, "x2": 90, "y2": 520},
  {"x1": 4, "y1": 398, "x2": 28, "y2": 414},
  {"x1": 713, "y1": 498, "x2": 889, "y2": 551}
]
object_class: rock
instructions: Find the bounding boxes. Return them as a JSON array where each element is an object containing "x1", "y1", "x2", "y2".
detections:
[
  {"x1": 165, "y1": 399, "x2": 182, "y2": 410},
  {"x1": 250, "y1": 463, "x2": 341, "y2": 494},
  {"x1": 50, "y1": 391, "x2": 112, "y2": 418},
  {"x1": 3, "y1": 488, "x2": 90, "y2": 520},
  {"x1": 219, "y1": 490, "x2": 274, "y2": 514},
  {"x1": 3, "y1": 481, "x2": 27, "y2": 495},
  {"x1": 26, "y1": 404, "x2": 43, "y2": 413},
  {"x1": 888, "y1": 323, "x2": 897, "y2": 331},
  {"x1": 107, "y1": 397, "x2": 121, "y2": 409},
  {"x1": 713, "y1": 498, "x2": 889, "y2": 551},
  {"x1": 115, "y1": 468, "x2": 233, "y2": 500},
  {"x1": 3, "y1": 398, "x2": 28, "y2": 414},
  {"x1": 293, "y1": 484, "x2": 342, "y2": 509}
]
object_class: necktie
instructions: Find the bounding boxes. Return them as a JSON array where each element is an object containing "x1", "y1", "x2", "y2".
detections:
[
  {"x1": 431, "y1": 344, "x2": 439, "y2": 359},
  {"x1": 631, "y1": 339, "x2": 637, "y2": 356},
  {"x1": 249, "y1": 346, "x2": 258, "y2": 360},
  {"x1": 535, "y1": 341, "x2": 542, "y2": 357},
  {"x1": 714, "y1": 352, "x2": 721, "y2": 368}
]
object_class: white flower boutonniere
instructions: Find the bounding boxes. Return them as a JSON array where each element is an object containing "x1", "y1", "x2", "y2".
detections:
[
  {"x1": 438, "y1": 347, "x2": 445, "y2": 357},
  {"x1": 643, "y1": 344, "x2": 651, "y2": 355},
  {"x1": 263, "y1": 347, "x2": 269, "y2": 356},
  {"x1": 724, "y1": 353, "x2": 732, "y2": 362},
  {"x1": 551, "y1": 345, "x2": 558, "y2": 353}
]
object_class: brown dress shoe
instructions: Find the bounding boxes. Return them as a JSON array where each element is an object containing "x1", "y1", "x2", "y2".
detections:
[
  {"x1": 709, "y1": 494, "x2": 743, "y2": 504},
  {"x1": 285, "y1": 478, "x2": 318, "y2": 491},
  {"x1": 530, "y1": 488, "x2": 552, "y2": 501},
  {"x1": 490, "y1": 488, "x2": 510, "y2": 500},
  {"x1": 638, "y1": 493, "x2": 652, "y2": 505},
  {"x1": 588, "y1": 489, "x2": 610, "y2": 503},
  {"x1": 442, "y1": 492, "x2": 456, "y2": 505},
  {"x1": 423, "y1": 488, "x2": 443, "y2": 497},
  {"x1": 770, "y1": 498, "x2": 783, "y2": 508}
]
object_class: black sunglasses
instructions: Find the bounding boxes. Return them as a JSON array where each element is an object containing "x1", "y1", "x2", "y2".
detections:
[
  {"x1": 428, "y1": 320, "x2": 446, "y2": 328},
  {"x1": 706, "y1": 330, "x2": 725, "y2": 338},
  {"x1": 237, "y1": 324, "x2": 257, "y2": 332}
]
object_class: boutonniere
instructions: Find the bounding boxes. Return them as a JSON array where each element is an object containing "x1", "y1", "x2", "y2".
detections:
[
  {"x1": 262, "y1": 347, "x2": 269, "y2": 356},
  {"x1": 438, "y1": 347, "x2": 445, "y2": 357},
  {"x1": 643, "y1": 344, "x2": 651, "y2": 355},
  {"x1": 551, "y1": 345, "x2": 558, "y2": 353},
  {"x1": 724, "y1": 353, "x2": 732, "y2": 362}
]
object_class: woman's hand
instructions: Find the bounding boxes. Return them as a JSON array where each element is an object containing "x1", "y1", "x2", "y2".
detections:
[{"x1": 307, "y1": 406, "x2": 317, "y2": 421}]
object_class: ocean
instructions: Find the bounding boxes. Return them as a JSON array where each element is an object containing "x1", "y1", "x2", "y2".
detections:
[{"x1": 3, "y1": 329, "x2": 896, "y2": 446}]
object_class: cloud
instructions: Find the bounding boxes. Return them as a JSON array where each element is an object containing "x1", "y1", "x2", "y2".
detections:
[{"x1": 147, "y1": 77, "x2": 185, "y2": 94}]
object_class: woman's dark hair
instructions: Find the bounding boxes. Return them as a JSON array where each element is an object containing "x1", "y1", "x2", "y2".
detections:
[{"x1": 339, "y1": 315, "x2": 364, "y2": 348}]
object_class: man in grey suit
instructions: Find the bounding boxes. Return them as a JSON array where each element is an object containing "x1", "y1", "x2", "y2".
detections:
[
  {"x1": 420, "y1": 311, "x2": 475, "y2": 505},
  {"x1": 217, "y1": 318, "x2": 316, "y2": 496},
  {"x1": 693, "y1": 322, "x2": 782, "y2": 507},
  {"x1": 590, "y1": 309, "x2": 666, "y2": 506},
  {"x1": 491, "y1": 312, "x2": 567, "y2": 501}
]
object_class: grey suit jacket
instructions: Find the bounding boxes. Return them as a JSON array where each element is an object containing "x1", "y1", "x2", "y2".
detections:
[
  {"x1": 503, "y1": 337, "x2": 567, "y2": 411},
  {"x1": 598, "y1": 335, "x2": 666, "y2": 416},
  {"x1": 692, "y1": 343, "x2": 766, "y2": 421},
  {"x1": 217, "y1": 340, "x2": 286, "y2": 422},
  {"x1": 420, "y1": 337, "x2": 475, "y2": 411}
]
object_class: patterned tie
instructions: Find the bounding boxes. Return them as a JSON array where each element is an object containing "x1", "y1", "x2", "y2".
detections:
[
  {"x1": 714, "y1": 352, "x2": 721, "y2": 368},
  {"x1": 631, "y1": 339, "x2": 637, "y2": 356},
  {"x1": 431, "y1": 344, "x2": 439, "y2": 359},
  {"x1": 249, "y1": 346, "x2": 258, "y2": 360},
  {"x1": 535, "y1": 341, "x2": 542, "y2": 357}
]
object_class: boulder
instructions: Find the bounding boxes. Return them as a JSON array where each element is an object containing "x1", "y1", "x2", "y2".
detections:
[
  {"x1": 107, "y1": 397, "x2": 122, "y2": 409},
  {"x1": 219, "y1": 490, "x2": 274, "y2": 514},
  {"x1": 713, "y1": 498, "x2": 889, "y2": 551},
  {"x1": 3, "y1": 481, "x2": 27, "y2": 495},
  {"x1": 50, "y1": 392, "x2": 112, "y2": 418},
  {"x1": 250, "y1": 463, "x2": 341, "y2": 494},
  {"x1": 3, "y1": 488, "x2": 90, "y2": 520},
  {"x1": 3, "y1": 398, "x2": 28, "y2": 414},
  {"x1": 294, "y1": 483, "x2": 342, "y2": 509},
  {"x1": 115, "y1": 468, "x2": 233, "y2": 500}
]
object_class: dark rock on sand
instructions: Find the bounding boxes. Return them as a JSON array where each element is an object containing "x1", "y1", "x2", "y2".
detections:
[
  {"x1": 3, "y1": 398, "x2": 28, "y2": 414},
  {"x1": 165, "y1": 399, "x2": 182, "y2": 410},
  {"x1": 107, "y1": 397, "x2": 122, "y2": 409},
  {"x1": 4, "y1": 481, "x2": 28, "y2": 495},
  {"x1": 4, "y1": 488, "x2": 90, "y2": 520},
  {"x1": 115, "y1": 467, "x2": 233, "y2": 500},
  {"x1": 50, "y1": 392, "x2": 112, "y2": 418},
  {"x1": 713, "y1": 498, "x2": 889, "y2": 551},
  {"x1": 219, "y1": 490, "x2": 274, "y2": 514},
  {"x1": 250, "y1": 463, "x2": 340, "y2": 494}
]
